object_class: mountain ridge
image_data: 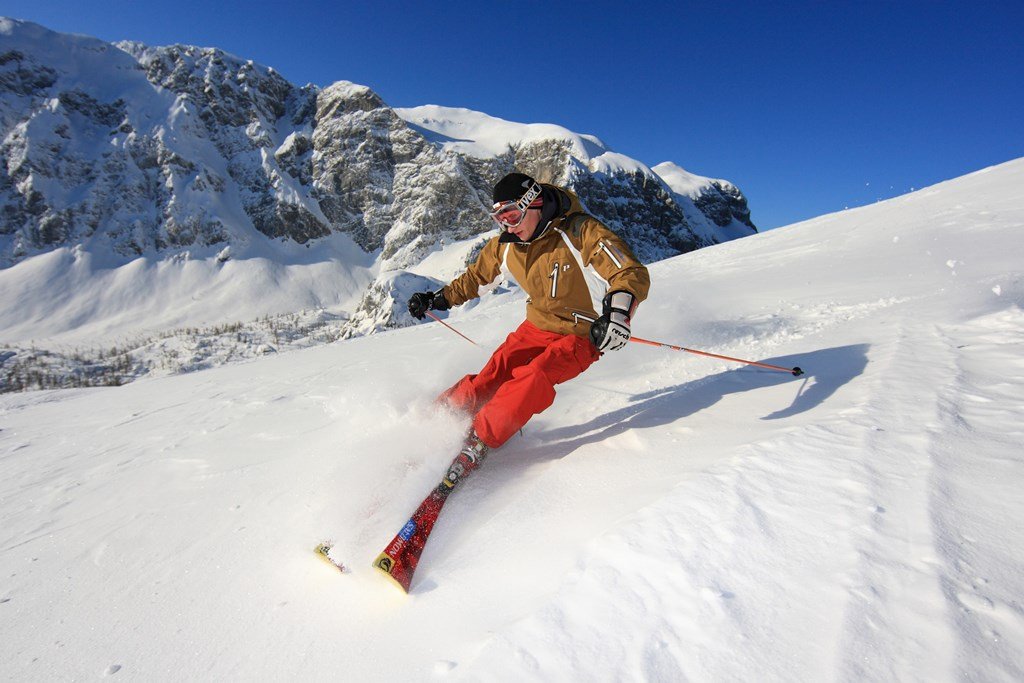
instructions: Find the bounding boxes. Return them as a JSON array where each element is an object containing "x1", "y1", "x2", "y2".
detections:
[{"x1": 1, "y1": 16, "x2": 755, "y2": 374}]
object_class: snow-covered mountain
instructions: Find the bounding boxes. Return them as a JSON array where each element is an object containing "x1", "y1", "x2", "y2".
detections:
[
  {"x1": 1, "y1": 158, "x2": 1021, "y2": 680},
  {"x1": 0, "y1": 17, "x2": 754, "y2": 358}
]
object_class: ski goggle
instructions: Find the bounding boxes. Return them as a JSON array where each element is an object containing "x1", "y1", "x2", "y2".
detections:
[{"x1": 490, "y1": 182, "x2": 543, "y2": 228}]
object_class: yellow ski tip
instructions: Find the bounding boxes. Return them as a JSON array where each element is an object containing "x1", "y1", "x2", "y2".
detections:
[
  {"x1": 372, "y1": 552, "x2": 410, "y2": 593},
  {"x1": 315, "y1": 542, "x2": 347, "y2": 573}
]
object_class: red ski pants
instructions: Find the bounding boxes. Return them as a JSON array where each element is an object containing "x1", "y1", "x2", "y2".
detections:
[{"x1": 439, "y1": 320, "x2": 600, "y2": 448}]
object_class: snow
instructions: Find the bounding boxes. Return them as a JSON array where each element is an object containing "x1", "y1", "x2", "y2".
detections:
[
  {"x1": 2, "y1": 158, "x2": 1023, "y2": 680},
  {"x1": 396, "y1": 105, "x2": 610, "y2": 161},
  {"x1": 0, "y1": 233, "x2": 374, "y2": 346},
  {"x1": 653, "y1": 160, "x2": 734, "y2": 199},
  {"x1": 397, "y1": 105, "x2": 657, "y2": 179}
]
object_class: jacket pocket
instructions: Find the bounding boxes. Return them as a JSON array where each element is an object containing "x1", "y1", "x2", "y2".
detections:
[{"x1": 570, "y1": 310, "x2": 597, "y2": 326}]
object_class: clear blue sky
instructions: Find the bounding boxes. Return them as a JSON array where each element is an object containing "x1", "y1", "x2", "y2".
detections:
[{"x1": 5, "y1": 0, "x2": 1023, "y2": 230}]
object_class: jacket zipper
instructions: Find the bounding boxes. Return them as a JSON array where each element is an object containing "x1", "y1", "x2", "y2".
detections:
[
  {"x1": 598, "y1": 241, "x2": 623, "y2": 268},
  {"x1": 571, "y1": 311, "x2": 597, "y2": 325},
  {"x1": 549, "y1": 262, "x2": 559, "y2": 298}
]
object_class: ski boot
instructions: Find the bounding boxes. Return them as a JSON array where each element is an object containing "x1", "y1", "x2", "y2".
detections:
[{"x1": 443, "y1": 430, "x2": 490, "y2": 489}]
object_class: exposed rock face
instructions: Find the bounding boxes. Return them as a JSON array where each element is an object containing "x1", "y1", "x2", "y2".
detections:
[
  {"x1": 309, "y1": 82, "x2": 489, "y2": 271},
  {"x1": 694, "y1": 180, "x2": 754, "y2": 229},
  {"x1": 0, "y1": 17, "x2": 757, "y2": 339}
]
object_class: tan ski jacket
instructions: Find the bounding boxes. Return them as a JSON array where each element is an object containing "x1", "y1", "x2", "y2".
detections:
[{"x1": 443, "y1": 185, "x2": 650, "y2": 339}]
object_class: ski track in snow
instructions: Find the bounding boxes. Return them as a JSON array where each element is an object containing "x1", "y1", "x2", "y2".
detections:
[
  {"x1": 927, "y1": 311, "x2": 1024, "y2": 680},
  {"x1": 834, "y1": 318, "x2": 959, "y2": 681},
  {"x1": 1, "y1": 160, "x2": 1024, "y2": 680}
]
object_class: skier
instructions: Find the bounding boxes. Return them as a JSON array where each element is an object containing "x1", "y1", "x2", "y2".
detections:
[{"x1": 407, "y1": 172, "x2": 651, "y2": 482}]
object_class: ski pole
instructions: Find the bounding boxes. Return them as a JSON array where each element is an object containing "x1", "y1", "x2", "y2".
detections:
[
  {"x1": 425, "y1": 310, "x2": 480, "y2": 347},
  {"x1": 630, "y1": 336, "x2": 804, "y2": 376}
]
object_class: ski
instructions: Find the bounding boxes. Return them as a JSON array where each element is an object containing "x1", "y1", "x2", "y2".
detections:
[
  {"x1": 373, "y1": 435, "x2": 488, "y2": 592},
  {"x1": 314, "y1": 541, "x2": 347, "y2": 573},
  {"x1": 373, "y1": 480, "x2": 455, "y2": 592}
]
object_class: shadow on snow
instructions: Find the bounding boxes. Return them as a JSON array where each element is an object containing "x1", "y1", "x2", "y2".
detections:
[{"x1": 537, "y1": 343, "x2": 870, "y2": 452}]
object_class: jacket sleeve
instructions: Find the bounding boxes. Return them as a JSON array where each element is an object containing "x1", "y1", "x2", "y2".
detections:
[
  {"x1": 579, "y1": 218, "x2": 651, "y2": 304},
  {"x1": 442, "y1": 237, "x2": 504, "y2": 307}
]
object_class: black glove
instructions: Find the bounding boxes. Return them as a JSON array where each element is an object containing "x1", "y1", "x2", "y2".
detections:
[
  {"x1": 407, "y1": 289, "x2": 450, "y2": 320},
  {"x1": 590, "y1": 291, "x2": 637, "y2": 352}
]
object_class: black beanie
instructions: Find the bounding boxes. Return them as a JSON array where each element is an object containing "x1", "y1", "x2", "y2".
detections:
[{"x1": 493, "y1": 172, "x2": 538, "y2": 203}]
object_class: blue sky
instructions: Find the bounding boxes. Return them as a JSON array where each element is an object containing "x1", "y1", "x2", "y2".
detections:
[{"x1": 5, "y1": 0, "x2": 1022, "y2": 230}]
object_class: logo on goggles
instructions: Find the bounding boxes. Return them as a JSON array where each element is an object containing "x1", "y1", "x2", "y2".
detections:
[{"x1": 490, "y1": 182, "x2": 542, "y2": 228}]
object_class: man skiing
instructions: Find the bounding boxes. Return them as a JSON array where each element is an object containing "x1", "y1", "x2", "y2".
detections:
[{"x1": 407, "y1": 172, "x2": 651, "y2": 481}]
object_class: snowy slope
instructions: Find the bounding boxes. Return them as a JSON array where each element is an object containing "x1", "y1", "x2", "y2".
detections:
[
  {"x1": 1, "y1": 159, "x2": 1022, "y2": 681},
  {"x1": 0, "y1": 233, "x2": 375, "y2": 345}
]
